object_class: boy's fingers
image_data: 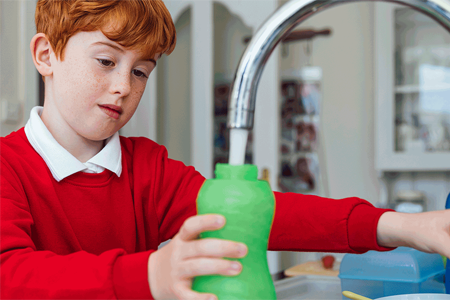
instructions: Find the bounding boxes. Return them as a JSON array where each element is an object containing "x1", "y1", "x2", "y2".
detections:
[
  {"x1": 178, "y1": 214, "x2": 225, "y2": 241},
  {"x1": 177, "y1": 257, "x2": 242, "y2": 278},
  {"x1": 183, "y1": 238, "x2": 247, "y2": 259},
  {"x1": 173, "y1": 284, "x2": 217, "y2": 300}
]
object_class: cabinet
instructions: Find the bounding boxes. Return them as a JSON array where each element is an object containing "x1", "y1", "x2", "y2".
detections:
[{"x1": 375, "y1": 3, "x2": 450, "y2": 171}]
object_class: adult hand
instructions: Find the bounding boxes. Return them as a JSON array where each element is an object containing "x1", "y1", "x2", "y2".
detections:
[
  {"x1": 148, "y1": 214, "x2": 248, "y2": 300},
  {"x1": 377, "y1": 210, "x2": 450, "y2": 258}
]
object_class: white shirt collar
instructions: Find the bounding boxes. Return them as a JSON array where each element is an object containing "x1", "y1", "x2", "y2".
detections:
[{"x1": 24, "y1": 106, "x2": 122, "y2": 182}]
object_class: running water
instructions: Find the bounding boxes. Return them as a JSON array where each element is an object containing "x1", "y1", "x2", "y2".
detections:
[{"x1": 228, "y1": 128, "x2": 249, "y2": 165}]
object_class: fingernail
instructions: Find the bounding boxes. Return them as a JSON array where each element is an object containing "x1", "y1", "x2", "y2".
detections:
[
  {"x1": 230, "y1": 262, "x2": 241, "y2": 270},
  {"x1": 207, "y1": 296, "x2": 216, "y2": 300},
  {"x1": 238, "y1": 244, "x2": 247, "y2": 256},
  {"x1": 215, "y1": 216, "x2": 225, "y2": 226}
]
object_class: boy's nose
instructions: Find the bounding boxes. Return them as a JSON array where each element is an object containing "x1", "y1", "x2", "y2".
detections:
[{"x1": 110, "y1": 71, "x2": 131, "y2": 97}]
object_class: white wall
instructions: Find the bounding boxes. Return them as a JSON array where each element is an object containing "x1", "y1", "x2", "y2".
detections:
[
  {"x1": 1, "y1": 0, "x2": 38, "y2": 137},
  {"x1": 156, "y1": 3, "x2": 253, "y2": 167},
  {"x1": 1, "y1": 0, "x2": 20, "y2": 137},
  {"x1": 156, "y1": 8, "x2": 192, "y2": 166},
  {"x1": 214, "y1": 3, "x2": 252, "y2": 80}
]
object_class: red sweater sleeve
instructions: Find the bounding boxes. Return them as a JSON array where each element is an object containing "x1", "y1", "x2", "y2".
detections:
[
  {"x1": 145, "y1": 144, "x2": 393, "y2": 254},
  {"x1": 150, "y1": 145, "x2": 206, "y2": 243},
  {"x1": 268, "y1": 192, "x2": 394, "y2": 253},
  {"x1": 0, "y1": 158, "x2": 152, "y2": 299}
]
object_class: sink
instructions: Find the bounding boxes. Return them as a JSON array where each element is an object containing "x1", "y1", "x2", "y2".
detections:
[{"x1": 275, "y1": 275, "x2": 342, "y2": 300}]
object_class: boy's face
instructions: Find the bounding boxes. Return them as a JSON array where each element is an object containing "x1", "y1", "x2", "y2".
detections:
[{"x1": 48, "y1": 30, "x2": 157, "y2": 141}]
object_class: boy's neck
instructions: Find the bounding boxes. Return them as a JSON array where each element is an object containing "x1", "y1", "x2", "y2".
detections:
[{"x1": 40, "y1": 105, "x2": 105, "y2": 163}]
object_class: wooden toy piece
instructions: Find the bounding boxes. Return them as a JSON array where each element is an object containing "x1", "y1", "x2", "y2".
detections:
[{"x1": 284, "y1": 259, "x2": 340, "y2": 277}]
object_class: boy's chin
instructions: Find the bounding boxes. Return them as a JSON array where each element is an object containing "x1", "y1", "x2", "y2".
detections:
[{"x1": 80, "y1": 130, "x2": 117, "y2": 143}]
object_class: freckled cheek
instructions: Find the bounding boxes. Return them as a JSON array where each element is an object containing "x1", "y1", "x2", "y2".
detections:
[
  {"x1": 84, "y1": 69, "x2": 105, "y2": 93},
  {"x1": 67, "y1": 62, "x2": 105, "y2": 93},
  {"x1": 132, "y1": 88, "x2": 145, "y2": 108},
  {"x1": 128, "y1": 100, "x2": 140, "y2": 117},
  {"x1": 122, "y1": 90, "x2": 143, "y2": 120}
]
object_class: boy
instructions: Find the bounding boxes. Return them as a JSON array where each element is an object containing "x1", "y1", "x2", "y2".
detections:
[{"x1": 1, "y1": 0, "x2": 450, "y2": 299}]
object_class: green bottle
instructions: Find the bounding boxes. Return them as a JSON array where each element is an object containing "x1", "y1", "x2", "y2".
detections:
[{"x1": 192, "y1": 163, "x2": 276, "y2": 300}]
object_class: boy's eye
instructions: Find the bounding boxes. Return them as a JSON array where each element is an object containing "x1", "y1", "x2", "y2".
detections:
[
  {"x1": 98, "y1": 59, "x2": 114, "y2": 67},
  {"x1": 133, "y1": 69, "x2": 148, "y2": 78}
]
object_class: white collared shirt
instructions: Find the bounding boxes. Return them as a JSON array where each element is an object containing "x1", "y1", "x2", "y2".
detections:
[{"x1": 24, "y1": 106, "x2": 122, "y2": 182}]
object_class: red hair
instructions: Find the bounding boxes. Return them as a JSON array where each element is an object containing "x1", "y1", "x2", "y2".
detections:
[{"x1": 35, "y1": 0, "x2": 176, "y2": 61}]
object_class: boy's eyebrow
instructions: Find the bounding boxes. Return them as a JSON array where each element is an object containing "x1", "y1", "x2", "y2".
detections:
[{"x1": 90, "y1": 41, "x2": 157, "y2": 65}]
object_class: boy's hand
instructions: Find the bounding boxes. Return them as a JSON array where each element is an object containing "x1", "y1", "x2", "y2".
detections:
[
  {"x1": 377, "y1": 210, "x2": 450, "y2": 258},
  {"x1": 148, "y1": 214, "x2": 248, "y2": 300}
]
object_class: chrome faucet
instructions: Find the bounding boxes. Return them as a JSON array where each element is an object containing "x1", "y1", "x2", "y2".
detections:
[{"x1": 227, "y1": 0, "x2": 450, "y2": 130}]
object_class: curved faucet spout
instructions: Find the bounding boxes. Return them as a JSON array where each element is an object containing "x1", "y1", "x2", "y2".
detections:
[{"x1": 227, "y1": 0, "x2": 450, "y2": 131}]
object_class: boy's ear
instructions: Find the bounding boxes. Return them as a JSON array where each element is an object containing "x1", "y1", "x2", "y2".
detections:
[{"x1": 30, "y1": 33, "x2": 53, "y2": 77}]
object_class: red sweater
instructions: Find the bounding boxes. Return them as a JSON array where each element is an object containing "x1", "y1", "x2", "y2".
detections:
[{"x1": 0, "y1": 128, "x2": 391, "y2": 299}]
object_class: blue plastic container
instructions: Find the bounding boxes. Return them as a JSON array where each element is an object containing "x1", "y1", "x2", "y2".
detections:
[
  {"x1": 339, "y1": 247, "x2": 445, "y2": 300},
  {"x1": 445, "y1": 192, "x2": 450, "y2": 294}
]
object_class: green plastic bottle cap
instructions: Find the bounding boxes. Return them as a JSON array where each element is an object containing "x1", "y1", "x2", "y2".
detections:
[{"x1": 215, "y1": 163, "x2": 258, "y2": 181}]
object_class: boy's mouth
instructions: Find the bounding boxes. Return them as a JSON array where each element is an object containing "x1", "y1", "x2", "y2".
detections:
[
  {"x1": 99, "y1": 104, "x2": 123, "y2": 120},
  {"x1": 99, "y1": 104, "x2": 123, "y2": 114}
]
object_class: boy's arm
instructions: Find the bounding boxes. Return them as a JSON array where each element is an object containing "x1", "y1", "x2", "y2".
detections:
[
  {"x1": 1, "y1": 159, "x2": 153, "y2": 299},
  {"x1": 148, "y1": 145, "x2": 206, "y2": 243},
  {"x1": 268, "y1": 192, "x2": 394, "y2": 253},
  {"x1": 150, "y1": 146, "x2": 392, "y2": 253},
  {"x1": 377, "y1": 210, "x2": 450, "y2": 258}
]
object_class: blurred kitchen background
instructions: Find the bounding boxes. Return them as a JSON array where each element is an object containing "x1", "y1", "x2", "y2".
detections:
[{"x1": 2, "y1": 0, "x2": 450, "y2": 275}]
